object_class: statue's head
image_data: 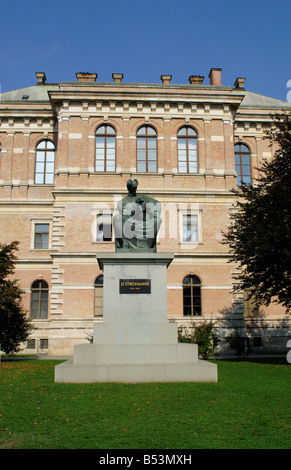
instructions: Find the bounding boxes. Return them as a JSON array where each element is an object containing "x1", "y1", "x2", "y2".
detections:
[{"x1": 127, "y1": 179, "x2": 138, "y2": 195}]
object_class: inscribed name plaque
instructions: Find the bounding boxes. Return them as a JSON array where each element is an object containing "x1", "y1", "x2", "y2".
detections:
[{"x1": 120, "y1": 279, "x2": 151, "y2": 294}]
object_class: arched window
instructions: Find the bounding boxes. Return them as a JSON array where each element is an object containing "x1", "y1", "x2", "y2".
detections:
[
  {"x1": 35, "y1": 140, "x2": 55, "y2": 184},
  {"x1": 178, "y1": 126, "x2": 198, "y2": 173},
  {"x1": 183, "y1": 275, "x2": 201, "y2": 316},
  {"x1": 95, "y1": 125, "x2": 116, "y2": 172},
  {"x1": 136, "y1": 126, "x2": 157, "y2": 173},
  {"x1": 94, "y1": 275, "x2": 103, "y2": 316},
  {"x1": 30, "y1": 280, "x2": 49, "y2": 319},
  {"x1": 234, "y1": 143, "x2": 251, "y2": 185}
]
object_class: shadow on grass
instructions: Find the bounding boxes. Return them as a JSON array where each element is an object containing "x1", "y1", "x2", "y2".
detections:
[{"x1": 214, "y1": 356, "x2": 288, "y2": 365}]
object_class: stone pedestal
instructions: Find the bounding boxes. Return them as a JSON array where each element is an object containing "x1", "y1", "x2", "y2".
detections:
[{"x1": 55, "y1": 253, "x2": 217, "y2": 383}]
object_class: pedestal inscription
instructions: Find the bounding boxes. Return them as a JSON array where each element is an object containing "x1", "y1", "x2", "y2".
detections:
[{"x1": 120, "y1": 279, "x2": 151, "y2": 294}]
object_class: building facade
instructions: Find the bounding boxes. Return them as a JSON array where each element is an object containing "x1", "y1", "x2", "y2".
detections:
[{"x1": 0, "y1": 69, "x2": 290, "y2": 355}]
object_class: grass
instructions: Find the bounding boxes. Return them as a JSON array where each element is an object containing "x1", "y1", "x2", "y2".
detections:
[{"x1": 0, "y1": 357, "x2": 290, "y2": 449}]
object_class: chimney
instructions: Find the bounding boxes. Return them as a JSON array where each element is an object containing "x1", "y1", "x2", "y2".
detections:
[
  {"x1": 160, "y1": 75, "x2": 172, "y2": 84},
  {"x1": 208, "y1": 68, "x2": 222, "y2": 86},
  {"x1": 189, "y1": 75, "x2": 204, "y2": 85},
  {"x1": 36, "y1": 72, "x2": 47, "y2": 85},
  {"x1": 234, "y1": 77, "x2": 246, "y2": 90},
  {"x1": 76, "y1": 72, "x2": 98, "y2": 82},
  {"x1": 112, "y1": 73, "x2": 124, "y2": 83}
]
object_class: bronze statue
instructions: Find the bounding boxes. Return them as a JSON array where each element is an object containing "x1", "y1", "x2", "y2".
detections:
[{"x1": 113, "y1": 179, "x2": 162, "y2": 252}]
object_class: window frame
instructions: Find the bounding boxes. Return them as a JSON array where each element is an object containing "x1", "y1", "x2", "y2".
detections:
[
  {"x1": 30, "y1": 279, "x2": 49, "y2": 319},
  {"x1": 95, "y1": 124, "x2": 116, "y2": 172},
  {"x1": 234, "y1": 142, "x2": 252, "y2": 186},
  {"x1": 34, "y1": 223, "x2": 50, "y2": 249},
  {"x1": 182, "y1": 275, "x2": 202, "y2": 317},
  {"x1": 136, "y1": 125, "x2": 158, "y2": 173},
  {"x1": 177, "y1": 126, "x2": 198, "y2": 174},
  {"x1": 34, "y1": 140, "x2": 55, "y2": 185},
  {"x1": 31, "y1": 219, "x2": 51, "y2": 250}
]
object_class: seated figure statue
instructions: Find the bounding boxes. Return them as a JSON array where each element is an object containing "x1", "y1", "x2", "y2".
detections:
[{"x1": 113, "y1": 179, "x2": 162, "y2": 252}]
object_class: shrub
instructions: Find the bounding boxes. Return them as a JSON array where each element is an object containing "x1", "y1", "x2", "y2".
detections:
[
  {"x1": 226, "y1": 328, "x2": 247, "y2": 357},
  {"x1": 178, "y1": 320, "x2": 220, "y2": 359}
]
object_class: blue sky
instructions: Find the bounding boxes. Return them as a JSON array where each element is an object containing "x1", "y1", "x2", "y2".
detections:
[{"x1": 1, "y1": 0, "x2": 290, "y2": 101}]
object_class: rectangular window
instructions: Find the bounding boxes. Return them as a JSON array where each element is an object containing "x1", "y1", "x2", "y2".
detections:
[
  {"x1": 27, "y1": 339, "x2": 36, "y2": 349},
  {"x1": 182, "y1": 214, "x2": 198, "y2": 242},
  {"x1": 39, "y1": 339, "x2": 48, "y2": 350},
  {"x1": 34, "y1": 223, "x2": 49, "y2": 249},
  {"x1": 97, "y1": 214, "x2": 112, "y2": 241}
]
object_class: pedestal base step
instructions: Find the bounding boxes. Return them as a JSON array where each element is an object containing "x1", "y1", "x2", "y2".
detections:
[{"x1": 55, "y1": 359, "x2": 218, "y2": 383}]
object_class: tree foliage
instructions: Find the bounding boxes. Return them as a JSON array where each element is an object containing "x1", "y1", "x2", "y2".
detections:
[
  {"x1": 0, "y1": 241, "x2": 33, "y2": 354},
  {"x1": 223, "y1": 113, "x2": 291, "y2": 312}
]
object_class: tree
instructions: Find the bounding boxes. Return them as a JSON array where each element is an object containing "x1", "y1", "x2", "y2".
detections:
[
  {"x1": 223, "y1": 113, "x2": 291, "y2": 312},
  {"x1": 0, "y1": 241, "x2": 33, "y2": 354}
]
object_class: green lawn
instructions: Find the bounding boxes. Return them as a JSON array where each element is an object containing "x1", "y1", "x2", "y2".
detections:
[{"x1": 0, "y1": 358, "x2": 290, "y2": 449}]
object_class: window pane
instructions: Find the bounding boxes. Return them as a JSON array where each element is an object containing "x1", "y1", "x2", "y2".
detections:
[
  {"x1": 106, "y1": 126, "x2": 115, "y2": 135},
  {"x1": 95, "y1": 276, "x2": 104, "y2": 285},
  {"x1": 95, "y1": 161, "x2": 105, "y2": 172},
  {"x1": 242, "y1": 165, "x2": 251, "y2": 176},
  {"x1": 147, "y1": 127, "x2": 156, "y2": 136},
  {"x1": 46, "y1": 141, "x2": 55, "y2": 149},
  {"x1": 183, "y1": 287, "x2": 191, "y2": 296},
  {"x1": 45, "y1": 173, "x2": 54, "y2": 184},
  {"x1": 107, "y1": 137, "x2": 115, "y2": 148},
  {"x1": 178, "y1": 127, "x2": 187, "y2": 136},
  {"x1": 37, "y1": 141, "x2": 46, "y2": 149},
  {"x1": 46, "y1": 152, "x2": 55, "y2": 162},
  {"x1": 137, "y1": 161, "x2": 146, "y2": 172},
  {"x1": 239, "y1": 144, "x2": 249, "y2": 153},
  {"x1": 178, "y1": 139, "x2": 187, "y2": 150},
  {"x1": 178, "y1": 150, "x2": 187, "y2": 161},
  {"x1": 183, "y1": 306, "x2": 192, "y2": 316},
  {"x1": 192, "y1": 286, "x2": 201, "y2": 295},
  {"x1": 241, "y1": 154, "x2": 250, "y2": 165},
  {"x1": 137, "y1": 138, "x2": 146, "y2": 149},
  {"x1": 188, "y1": 150, "x2": 197, "y2": 161},
  {"x1": 137, "y1": 127, "x2": 146, "y2": 135},
  {"x1": 148, "y1": 150, "x2": 157, "y2": 161},
  {"x1": 106, "y1": 148, "x2": 115, "y2": 158},
  {"x1": 106, "y1": 160, "x2": 115, "y2": 172},
  {"x1": 178, "y1": 162, "x2": 187, "y2": 173},
  {"x1": 35, "y1": 173, "x2": 44, "y2": 184},
  {"x1": 235, "y1": 154, "x2": 241, "y2": 164},
  {"x1": 46, "y1": 162, "x2": 54, "y2": 173},
  {"x1": 148, "y1": 138, "x2": 156, "y2": 149},
  {"x1": 188, "y1": 139, "x2": 197, "y2": 150},
  {"x1": 96, "y1": 126, "x2": 106, "y2": 134},
  {"x1": 42, "y1": 233, "x2": 49, "y2": 249},
  {"x1": 187, "y1": 127, "x2": 196, "y2": 136},
  {"x1": 96, "y1": 137, "x2": 105, "y2": 148},
  {"x1": 189, "y1": 161, "x2": 198, "y2": 173},
  {"x1": 36, "y1": 151, "x2": 45, "y2": 162},
  {"x1": 148, "y1": 161, "x2": 157, "y2": 172},
  {"x1": 137, "y1": 150, "x2": 146, "y2": 161},
  {"x1": 35, "y1": 224, "x2": 49, "y2": 233},
  {"x1": 36, "y1": 162, "x2": 45, "y2": 173},
  {"x1": 242, "y1": 176, "x2": 251, "y2": 185},
  {"x1": 96, "y1": 148, "x2": 105, "y2": 159},
  {"x1": 34, "y1": 234, "x2": 42, "y2": 249}
]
